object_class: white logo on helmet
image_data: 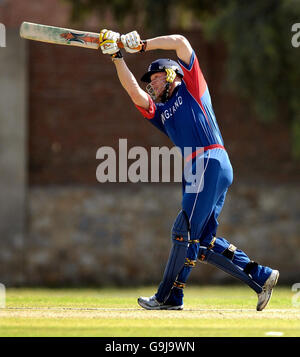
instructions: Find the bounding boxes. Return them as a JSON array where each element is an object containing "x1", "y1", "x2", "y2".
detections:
[
  {"x1": 158, "y1": 65, "x2": 178, "y2": 70},
  {"x1": 148, "y1": 64, "x2": 178, "y2": 72}
]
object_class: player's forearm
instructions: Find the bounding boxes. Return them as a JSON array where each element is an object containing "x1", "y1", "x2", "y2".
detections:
[
  {"x1": 112, "y1": 58, "x2": 148, "y2": 108},
  {"x1": 113, "y1": 58, "x2": 137, "y2": 94},
  {"x1": 146, "y1": 35, "x2": 184, "y2": 51},
  {"x1": 145, "y1": 35, "x2": 193, "y2": 64}
]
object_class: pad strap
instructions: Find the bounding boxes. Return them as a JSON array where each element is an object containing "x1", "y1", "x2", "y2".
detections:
[
  {"x1": 199, "y1": 236, "x2": 215, "y2": 261},
  {"x1": 208, "y1": 236, "x2": 217, "y2": 250},
  {"x1": 173, "y1": 281, "x2": 185, "y2": 289},
  {"x1": 222, "y1": 244, "x2": 237, "y2": 261},
  {"x1": 175, "y1": 235, "x2": 185, "y2": 242},
  {"x1": 184, "y1": 258, "x2": 196, "y2": 267},
  {"x1": 188, "y1": 239, "x2": 199, "y2": 244},
  {"x1": 244, "y1": 260, "x2": 258, "y2": 275}
]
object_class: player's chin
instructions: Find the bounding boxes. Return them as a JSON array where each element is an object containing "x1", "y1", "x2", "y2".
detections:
[{"x1": 154, "y1": 90, "x2": 165, "y2": 103}]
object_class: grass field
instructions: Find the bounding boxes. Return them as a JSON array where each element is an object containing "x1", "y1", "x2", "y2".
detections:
[{"x1": 0, "y1": 285, "x2": 299, "y2": 337}]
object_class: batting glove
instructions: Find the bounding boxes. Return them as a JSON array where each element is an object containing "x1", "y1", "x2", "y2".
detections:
[
  {"x1": 99, "y1": 29, "x2": 120, "y2": 55},
  {"x1": 121, "y1": 31, "x2": 142, "y2": 53}
]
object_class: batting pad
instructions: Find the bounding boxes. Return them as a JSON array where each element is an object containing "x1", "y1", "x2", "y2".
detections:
[
  {"x1": 156, "y1": 238, "x2": 189, "y2": 303},
  {"x1": 198, "y1": 246, "x2": 263, "y2": 294}
]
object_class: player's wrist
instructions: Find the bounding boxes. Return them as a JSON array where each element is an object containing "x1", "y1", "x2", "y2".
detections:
[
  {"x1": 111, "y1": 50, "x2": 124, "y2": 63},
  {"x1": 111, "y1": 50, "x2": 123, "y2": 59},
  {"x1": 139, "y1": 40, "x2": 147, "y2": 53}
]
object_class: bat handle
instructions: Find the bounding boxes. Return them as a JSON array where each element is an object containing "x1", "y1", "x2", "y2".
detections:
[{"x1": 117, "y1": 41, "x2": 143, "y2": 52}]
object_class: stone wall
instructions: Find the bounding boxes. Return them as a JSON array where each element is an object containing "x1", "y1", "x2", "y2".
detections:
[{"x1": 16, "y1": 182, "x2": 299, "y2": 287}]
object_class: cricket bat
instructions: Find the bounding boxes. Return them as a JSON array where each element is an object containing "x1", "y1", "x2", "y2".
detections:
[{"x1": 20, "y1": 21, "x2": 138, "y2": 51}]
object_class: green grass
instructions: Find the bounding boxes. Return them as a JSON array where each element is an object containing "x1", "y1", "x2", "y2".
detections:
[{"x1": 0, "y1": 285, "x2": 299, "y2": 337}]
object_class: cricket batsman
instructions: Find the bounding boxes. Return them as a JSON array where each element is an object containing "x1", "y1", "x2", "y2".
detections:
[{"x1": 99, "y1": 29, "x2": 279, "y2": 311}]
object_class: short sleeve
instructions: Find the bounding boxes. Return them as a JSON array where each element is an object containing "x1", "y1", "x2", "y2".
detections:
[
  {"x1": 134, "y1": 94, "x2": 156, "y2": 119},
  {"x1": 178, "y1": 51, "x2": 207, "y2": 103},
  {"x1": 134, "y1": 94, "x2": 168, "y2": 136}
]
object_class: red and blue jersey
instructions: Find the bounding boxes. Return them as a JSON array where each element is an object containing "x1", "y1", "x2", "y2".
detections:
[{"x1": 135, "y1": 51, "x2": 225, "y2": 160}]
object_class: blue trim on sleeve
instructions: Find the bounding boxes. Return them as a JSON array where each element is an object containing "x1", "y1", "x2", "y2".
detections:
[{"x1": 178, "y1": 50, "x2": 195, "y2": 70}]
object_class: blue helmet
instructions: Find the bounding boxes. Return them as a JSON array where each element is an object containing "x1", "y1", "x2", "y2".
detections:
[{"x1": 141, "y1": 58, "x2": 184, "y2": 83}]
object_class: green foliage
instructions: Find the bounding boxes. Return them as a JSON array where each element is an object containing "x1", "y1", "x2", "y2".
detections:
[
  {"x1": 181, "y1": 0, "x2": 300, "y2": 158},
  {"x1": 64, "y1": 0, "x2": 171, "y2": 33},
  {"x1": 64, "y1": 0, "x2": 300, "y2": 158},
  {"x1": 202, "y1": 0, "x2": 300, "y2": 158}
]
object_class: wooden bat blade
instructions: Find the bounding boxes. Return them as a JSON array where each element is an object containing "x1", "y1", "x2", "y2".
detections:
[
  {"x1": 20, "y1": 21, "x2": 100, "y2": 49},
  {"x1": 20, "y1": 22, "x2": 125, "y2": 50}
]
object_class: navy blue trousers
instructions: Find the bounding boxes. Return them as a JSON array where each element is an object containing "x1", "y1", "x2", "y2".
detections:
[{"x1": 162, "y1": 148, "x2": 272, "y2": 304}]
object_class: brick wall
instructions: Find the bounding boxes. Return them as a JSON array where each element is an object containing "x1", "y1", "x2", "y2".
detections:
[
  {"x1": 1, "y1": 0, "x2": 298, "y2": 185},
  {"x1": 27, "y1": 32, "x2": 299, "y2": 185},
  {"x1": 28, "y1": 41, "x2": 177, "y2": 184}
]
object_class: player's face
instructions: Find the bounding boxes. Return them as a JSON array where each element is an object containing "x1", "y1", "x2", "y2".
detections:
[{"x1": 149, "y1": 72, "x2": 167, "y2": 100}]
